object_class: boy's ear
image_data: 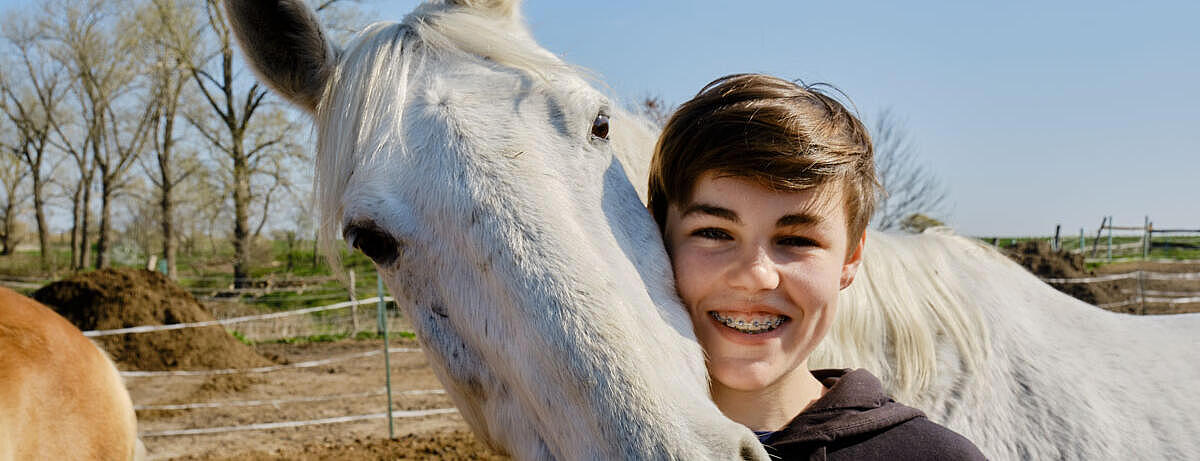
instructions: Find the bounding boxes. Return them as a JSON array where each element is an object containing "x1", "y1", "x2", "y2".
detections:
[{"x1": 840, "y1": 232, "x2": 866, "y2": 290}]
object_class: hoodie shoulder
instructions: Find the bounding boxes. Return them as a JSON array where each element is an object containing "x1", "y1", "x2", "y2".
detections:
[
  {"x1": 765, "y1": 369, "x2": 986, "y2": 460},
  {"x1": 827, "y1": 416, "x2": 987, "y2": 461}
]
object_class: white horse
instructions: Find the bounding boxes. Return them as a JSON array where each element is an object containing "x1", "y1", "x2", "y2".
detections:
[
  {"x1": 225, "y1": 0, "x2": 1200, "y2": 459},
  {"x1": 226, "y1": 0, "x2": 765, "y2": 459},
  {"x1": 0, "y1": 287, "x2": 143, "y2": 461}
]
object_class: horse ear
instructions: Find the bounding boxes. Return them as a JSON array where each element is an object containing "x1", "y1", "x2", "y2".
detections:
[
  {"x1": 444, "y1": 0, "x2": 521, "y2": 20},
  {"x1": 223, "y1": 0, "x2": 336, "y2": 113}
]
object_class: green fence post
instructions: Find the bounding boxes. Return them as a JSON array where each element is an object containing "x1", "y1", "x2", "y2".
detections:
[
  {"x1": 1079, "y1": 227, "x2": 1085, "y2": 253},
  {"x1": 377, "y1": 273, "x2": 394, "y2": 439}
]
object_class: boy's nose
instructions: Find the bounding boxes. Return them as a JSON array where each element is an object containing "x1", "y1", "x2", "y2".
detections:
[{"x1": 728, "y1": 246, "x2": 780, "y2": 292}]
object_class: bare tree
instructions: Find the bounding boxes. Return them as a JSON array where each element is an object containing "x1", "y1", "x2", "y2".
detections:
[
  {"x1": 180, "y1": 0, "x2": 352, "y2": 286},
  {"x1": 47, "y1": 81, "x2": 97, "y2": 270},
  {"x1": 0, "y1": 16, "x2": 66, "y2": 269},
  {"x1": 181, "y1": 0, "x2": 285, "y2": 286},
  {"x1": 870, "y1": 109, "x2": 949, "y2": 232},
  {"x1": 639, "y1": 96, "x2": 673, "y2": 128},
  {"x1": 139, "y1": 0, "x2": 203, "y2": 279},
  {"x1": 0, "y1": 138, "x2": 27, "y2": 255},
  {"x1": 42, "y1": 0, "x2": 148, "y2": 269}
]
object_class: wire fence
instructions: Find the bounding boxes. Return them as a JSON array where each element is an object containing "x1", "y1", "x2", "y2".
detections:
[
  {"x1": 3, "y1": 258, "x2": 1196, "y2": 445},
  {"x1": 1041, "y1": 269, "x2": 1200, "y2": 313},
  {"x1": 0, "y1": 269, "x2": 453, "y2": 443}
]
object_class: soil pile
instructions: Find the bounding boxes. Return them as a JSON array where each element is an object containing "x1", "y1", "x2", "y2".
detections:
[
  {"x1": 1004, "y1": 241, "x2": 1127, "y2": 310},
  {"x1": 32, "y1": 268, "x2": 272, "y2": 371}
]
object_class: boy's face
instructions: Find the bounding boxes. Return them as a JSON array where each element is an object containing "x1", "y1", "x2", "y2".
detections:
[{"x1": 664, "y1": 173, "x2": 864, "y2": 393}]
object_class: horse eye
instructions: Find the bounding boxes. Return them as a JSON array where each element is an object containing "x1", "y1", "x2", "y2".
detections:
[
  {"x1": 591, "y1": 113, "x2": 610, "y2": 140},
  {"x1": 344, "y1": 223, "x2": 401, "y2": 266}
]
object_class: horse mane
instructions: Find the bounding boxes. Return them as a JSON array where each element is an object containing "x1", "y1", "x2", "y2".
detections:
[{"x1": 814, "y1": 229, "x2": 992, "y2": 404}]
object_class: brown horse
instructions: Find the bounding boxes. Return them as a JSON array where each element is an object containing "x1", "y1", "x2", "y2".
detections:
[{"x1": 0, "y1": 287, "x2": 142, "y2": 461}]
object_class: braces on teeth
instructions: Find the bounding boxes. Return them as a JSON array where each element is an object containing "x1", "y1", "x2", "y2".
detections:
[{"x1": 710, "y1": 312, "x2": 786, "y2": 334}]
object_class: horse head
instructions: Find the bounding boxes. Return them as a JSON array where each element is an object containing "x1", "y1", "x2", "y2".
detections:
[{"x1": 223, "y1": 0, "x2": 769, "y2": 459}]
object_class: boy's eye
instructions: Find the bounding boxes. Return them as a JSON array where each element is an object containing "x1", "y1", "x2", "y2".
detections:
[
  {"x1": 778, "y1": 236, "x2": 818, "y2": 247},
  {"x1": 692, "y1": 228, "x2": 732, "y2": 241}
]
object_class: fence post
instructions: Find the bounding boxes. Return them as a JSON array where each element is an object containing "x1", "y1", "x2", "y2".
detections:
[
  {"x1": 1137, "y1": 270, "x2": 1145, "y2": 315},
  {"x1": 377, "y1": 272, "x2": 395, "y2": 439},
  {"x1": 1053, "y1": 224, "x2": 1061, "y2": 251},
  {"x1": 349, "y1": 270, "x2": 360, "y2": 335},
  {"x1": 1107, "y1": 215, "x2": 1113, "y2": 262},
  {"x1": 1079, "y1": 227, "x2": 1085, "y2": 253},
  {"x1": 1090, "y1": 216, "x2": 1105, "y2": 258},
  {"x1": 1148, "y1": 220, "x2": 1154, "y2": 258},
  {"x1": 1143, "y1": 216, "x2": 1150, "y2": 259}
]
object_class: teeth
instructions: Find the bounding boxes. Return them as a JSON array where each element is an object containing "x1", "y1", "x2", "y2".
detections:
[{"x1": 710, "y1": 311, "x2": 787, "y2": 335}]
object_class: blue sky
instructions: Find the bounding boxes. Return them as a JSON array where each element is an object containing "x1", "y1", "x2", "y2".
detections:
[
  {"x1": 4, "y1": 0, "x2": 1196, "y2": 236},
  {"x1": 400, "y1": 0, "x2": 1197, "y2": 237}
]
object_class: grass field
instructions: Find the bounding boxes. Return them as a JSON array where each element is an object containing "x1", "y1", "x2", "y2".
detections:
[{"x1": 978, "y1": 235, "x2": 1200, "y2": 262}]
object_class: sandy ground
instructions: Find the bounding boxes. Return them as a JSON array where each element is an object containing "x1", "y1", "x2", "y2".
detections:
[{"x1": 130, "y1": 336, "x2": 507, "y2": 460}]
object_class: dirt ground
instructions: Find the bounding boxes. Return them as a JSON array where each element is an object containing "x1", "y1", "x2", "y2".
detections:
[
  {"x1": 26, "y1": 269, "x2": 502, "y2": 460},
  {"x1": 52, "y1": 248, "x2": 1199, "y2": 459},
  {"x1": 131, "y1": 337, "x2": 508, "y2": 460}
]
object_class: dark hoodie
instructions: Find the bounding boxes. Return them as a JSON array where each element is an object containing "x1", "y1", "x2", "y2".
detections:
[{"x1": 761, "y1": 369, "x2": 986, "y2": 461}]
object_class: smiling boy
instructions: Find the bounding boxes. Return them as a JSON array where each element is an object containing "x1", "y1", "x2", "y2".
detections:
[{"x1": 648, "y1": 74, "x2": 983, "y2": 459}]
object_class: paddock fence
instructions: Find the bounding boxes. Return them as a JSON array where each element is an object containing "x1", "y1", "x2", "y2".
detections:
[
  {"x1": 0, "y1": 270, "x2": 460, "y2": 445},
  {"x1": 1039, "y1": 216, "x2": 1200, "y2": 262},
  {"x1": 1, "y1": 255, "x2": 1196, "y2": 446},
  {"x1": 1040, "y1": 269, "x2": 1200, "y2": 312}
]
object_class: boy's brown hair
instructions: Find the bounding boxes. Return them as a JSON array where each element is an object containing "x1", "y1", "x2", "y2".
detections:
[{"x1": 648, "y1": 73, "x2": 880, "y2": 248}]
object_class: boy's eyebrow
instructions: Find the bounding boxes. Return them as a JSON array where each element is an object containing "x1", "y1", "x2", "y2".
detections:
[
  {"x1": 680, "y1": 203, "x2": 740, "y2": 223},
  {"x1": 777, "y1": 212, "x2": 823, "y2": 228},
  {"x1": 681, "y1": 204, "x2": 824, "y2": 227}
]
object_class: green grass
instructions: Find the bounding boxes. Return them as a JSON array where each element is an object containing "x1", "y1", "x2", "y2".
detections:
[{"x1": 978, "y1": 234, "x2": 1200, "y2": 267}]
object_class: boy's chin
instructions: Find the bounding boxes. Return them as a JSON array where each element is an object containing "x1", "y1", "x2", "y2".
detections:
[{"x1": 708, "y1": 357, "x2": 784, "y2": 393}]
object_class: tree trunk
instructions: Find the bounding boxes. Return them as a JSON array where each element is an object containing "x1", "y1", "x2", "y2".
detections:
[
  {"x1": 79, "y1": 179, "x2": 92, "y2": 270},
  {"x1": 0, "y1": 201, "x2": 14, "y2": 256},
  {"x1": 69, "y1": 184, "x2": 81, "y2": 268},
  {"x1": 285, "y1": 231, "x2": 295, "y2": 272},
  {"x1": 95, "y1": 185, "x2": 112, "y2": 269},
  {"x1": 161, "y1": 181, "x2": 177, "y2": 279},
  {"x1": 232, "y1": 147, "x2": 250, "y2": 288},
  {"x1": 32, "y1": 175, "x2": 49, "y2": 270}
]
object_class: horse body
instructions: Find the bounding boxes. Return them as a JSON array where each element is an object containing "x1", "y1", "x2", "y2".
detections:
[
  {"x1": 226, "y1": 0, "x2": 1198, "y2": 459},
  {"x1": 0, "y1": 287, "x2": 142, "y2": 461},
  {"x1": 827, "y1": 231, "x2": 1200, "y2": 459}
]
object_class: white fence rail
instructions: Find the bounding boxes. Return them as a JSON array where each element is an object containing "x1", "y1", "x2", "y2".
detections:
[
  {"x1": 140, "y1": 408, "x2": 459, "y2": 438},
  {"x1": 1041, "y1": 269, "x2": 1200, "y2": 312},
  {"x1": 83, "y1": 297, "x2": 393, "y2": 337}
]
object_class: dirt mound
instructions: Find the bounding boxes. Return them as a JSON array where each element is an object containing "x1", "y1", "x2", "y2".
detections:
[
  {"x1": 1005, "y1": 241, "x2": 1126, "y2": 309},
  {"x1": 181, "y1": 432, "x2": 508, "y2": 461},
  {"x1": 32, "y1": 268, "x2": 272, "y2": 371}
]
